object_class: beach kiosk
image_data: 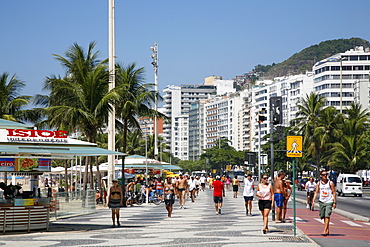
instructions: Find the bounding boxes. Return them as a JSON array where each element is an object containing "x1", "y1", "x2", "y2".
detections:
[{"x1": 0, "y1": 119, "x2": 123, "y2": 232}]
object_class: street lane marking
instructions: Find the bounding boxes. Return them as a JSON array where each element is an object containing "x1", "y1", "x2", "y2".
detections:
[
  {"x1": 314, "y1": 218, "x2": 333, "y2": 225},
  {"x1": 363, "y1": 223, "x2": 370, "y2": 226},
  {"x1": 290, "y1": 217, "x2": 306, "y2": 223},
  {"x1": 341, "y1": 220, "x2": 363, "y2": 227}
]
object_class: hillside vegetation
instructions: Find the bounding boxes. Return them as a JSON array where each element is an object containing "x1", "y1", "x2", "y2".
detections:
[{"x1": 254, "y1": 38, "x2": 370, "y2": 79}]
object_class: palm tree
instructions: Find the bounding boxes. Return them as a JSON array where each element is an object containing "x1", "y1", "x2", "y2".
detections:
[
  {"x1": 114, "y1": 63, "x2": 166, "y2": 187},
  {"x1": 294, "y1": 92, "x2": 327, "y2": 169},
  {"x1": 0, "y1": 73, "x2": 31, "y2": 121},
  {"x1": 329, "y1": 102, "x2": 370, "y2": 173},
  {"x1": 37, "y1": 42, "x2": 116, "y2": 190},
  {"x1": 329, "y1": 134, "x2": 369, "y2": 173}
]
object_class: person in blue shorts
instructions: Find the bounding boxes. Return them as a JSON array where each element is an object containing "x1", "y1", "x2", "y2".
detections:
[{"x1": 273, "y1": 171, "x2": 286, "y2": 223}]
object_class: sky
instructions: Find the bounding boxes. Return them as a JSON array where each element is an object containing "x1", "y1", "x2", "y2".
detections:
[{"x1": 2, "y1": 0, "x2": 370, "y2": 101}]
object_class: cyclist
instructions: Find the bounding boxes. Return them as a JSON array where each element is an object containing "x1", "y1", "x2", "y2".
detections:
[{"x1": 305, "y1": 177, "x2": 316, "y2": 210}]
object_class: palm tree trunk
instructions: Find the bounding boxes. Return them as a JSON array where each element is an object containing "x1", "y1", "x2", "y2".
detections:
[{"x1": 121, "y1": 118, "x2": 128, "y2": 197}]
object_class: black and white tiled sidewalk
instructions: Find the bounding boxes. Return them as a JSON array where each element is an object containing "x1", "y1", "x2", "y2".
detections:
[{"x1": 0, "y1": 188, "x2": 318, "y2": 247}]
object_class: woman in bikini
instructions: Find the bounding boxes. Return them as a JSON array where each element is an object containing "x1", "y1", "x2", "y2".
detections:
[
  {"x1": 108, "y1": 179, "x2": 123, "y2": 227},
  {"x1": 164, "y1": 178, "x2": 175, "y2": 217}
]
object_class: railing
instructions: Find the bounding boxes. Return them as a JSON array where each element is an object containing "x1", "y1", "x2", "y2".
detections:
[{"x1": 51, "y1": 190, "x2": 96, "y2": 219}]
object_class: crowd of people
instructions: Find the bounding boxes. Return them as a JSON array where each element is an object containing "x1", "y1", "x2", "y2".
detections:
[{"x1": 105, "y1": 170, "x2": 336, "y2": 236}]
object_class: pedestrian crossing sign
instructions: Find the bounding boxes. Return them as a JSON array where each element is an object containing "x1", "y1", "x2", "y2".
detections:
[{"x1": 286, "y1": 136, "x2": 303, "y2": 157}]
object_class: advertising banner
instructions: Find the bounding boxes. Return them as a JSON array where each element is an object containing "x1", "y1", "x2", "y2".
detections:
[
  {"x1": 15, "y1": 158, "x2": 52, "y2": 172},
  {"x1": 37, "y1": 159, "x2": 52, "y2": 172},
  {"x1": 0, "y1": 158, "x2": 16, "y2": 171}
]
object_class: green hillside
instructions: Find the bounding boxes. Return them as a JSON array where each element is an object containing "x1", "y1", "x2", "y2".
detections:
[{"x1": 255, "y1": 38, "x2": 370, "y2": 79}]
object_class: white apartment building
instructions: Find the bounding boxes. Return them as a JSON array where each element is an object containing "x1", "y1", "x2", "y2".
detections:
[
  {"x1": 162, "y1": 84, "x2": 216, "y2": 160},
  {"x1": 204, "y1": 94, "x2": 242, "y2": 150},
  {"x1": 250, "y1": 73, "x2": 314, "y2": 152},
  {"x1": 313, "y1": 46, "x2": 370, "y2": 112}
]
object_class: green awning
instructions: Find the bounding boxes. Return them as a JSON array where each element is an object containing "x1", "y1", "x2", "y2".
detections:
[
  {"x1": 0, "y1": 144, "x2": 124, "y2": 157},
  {"x1": 0, "y1": 119, "x2": 31, "y2": 129}
]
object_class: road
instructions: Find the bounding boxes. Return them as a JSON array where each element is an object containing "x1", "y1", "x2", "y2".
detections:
[{"x1": 295, "y1": 187, "x2": 370, "y2": 219}]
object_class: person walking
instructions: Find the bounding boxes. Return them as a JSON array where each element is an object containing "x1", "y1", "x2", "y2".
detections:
[
  {"x1": 232, "y1": 176, "x2": 240, "y2": 198},
  {"x1": 305, "y1": 177, "x2": 316, "y2": 210},
  {"x1": 273, "y1": 171, "x2": 285, "y2": 223},
  {"x1": 188, "y1": 176, "x2": 199, "y2": 202},
  {"x1": 282, "y1": 179, "x2": 292, "y2": 222},
  {"x1": 108, "y1": 179, "x2": 123, "y2": 227},
  {"x1": 200, "y1": 174, "x2": 206, "y2": 191},
  {"x1": 243, "y1": 173, "x2": 254, "y2": 216},
  {"x1": 312, "y1": 170, "x2": 337, "y2": 236},
  {"x1": 256, "y1": 174, "x2": 274, "y2": 234},
  {"x1": 164, "y1": 178, "x2": 175, "y2": 217},
  {"x1": 175, "y1": 174, "x2": 188, "y2": 209},
  {"x1": 213, "y1": 176, "x2": 225, "y2": 215}
]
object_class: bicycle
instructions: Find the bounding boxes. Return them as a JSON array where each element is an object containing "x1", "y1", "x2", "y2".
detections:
[
  {"x1": 148, "y1": 190, "x2": 162, "y2": 205},
  {"x1": 126, "y1": 191, "x2": 144, "y2": 206}
]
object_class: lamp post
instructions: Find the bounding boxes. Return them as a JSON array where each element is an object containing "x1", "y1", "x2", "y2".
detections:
[
  {"x1": 150, "y1": 43, "x2": 159, "y2": 161},
  {"x1": 107, "y1": 0, "x2": 116, "y2": 187},
  {"x1": 145, "y1": 134, "x2": 149, "y2": 204},
  {"x1": 339, "y1": 56, "x2": 347, "y2": 114}
]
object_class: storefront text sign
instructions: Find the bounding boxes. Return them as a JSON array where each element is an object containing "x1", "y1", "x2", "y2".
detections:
[{"x1": 5, "y1": 129, "x2": 68, "y2": 143}]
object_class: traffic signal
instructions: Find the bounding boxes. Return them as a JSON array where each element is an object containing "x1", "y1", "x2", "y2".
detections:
[
  {"x1": 245, "y1": 152, "x2": 256, "y2": 165},
  {"x1": 270, "y1": 96, "x2": 282, "y2": 125},
  {"x1": 258, "y1": 115, "x2": 267, "y2": 123}
]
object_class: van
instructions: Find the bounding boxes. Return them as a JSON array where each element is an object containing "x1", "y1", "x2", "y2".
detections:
[{"x1": 336, "y1": 174, "x2": 363, "y2": 197}]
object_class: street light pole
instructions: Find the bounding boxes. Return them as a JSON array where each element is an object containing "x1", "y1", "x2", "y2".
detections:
[
  {"x1": 151, "y1": 43, "x2": 159, "y2": 161},
  {"x1": 107, "y1": 0, "x2": 116, "y2": 187},
  {"x1": 258, "y1": 121, "x2": 261, "y2": 181}
]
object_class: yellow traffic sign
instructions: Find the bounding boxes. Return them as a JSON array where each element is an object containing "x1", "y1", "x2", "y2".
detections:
[
  {"x1": 226, "y1": 165, "x2": 231, "y2": 171},
  {"x1": 286, "y1": 136, "x2": 303, "y2": 157}
]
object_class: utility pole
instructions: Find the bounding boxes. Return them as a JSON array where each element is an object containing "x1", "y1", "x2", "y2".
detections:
[
  {"x1": 107, "y1": 0, "x2": 116, "y2": 187},
  {"x1": 151, "y1": 43, "x2": 159, "y2": 160},
  {"x1": 257, "y1": 108, "x2": 267, "y2": 180}
]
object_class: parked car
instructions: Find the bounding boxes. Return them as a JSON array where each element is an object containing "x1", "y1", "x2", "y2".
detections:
[{"x1": 298, "y1": 177, "x2": 309, "y2": 191}]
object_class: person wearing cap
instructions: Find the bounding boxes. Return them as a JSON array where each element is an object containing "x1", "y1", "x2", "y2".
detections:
[
  {"x1": 213, "y1": 175, "x2": 225, "y2": 215},
  {"x1": 108, "y1": 179, "x2": 123, "y2": 227},
  {"x1": 243, "y1": 173, "x2": 254, "y2": 216}
]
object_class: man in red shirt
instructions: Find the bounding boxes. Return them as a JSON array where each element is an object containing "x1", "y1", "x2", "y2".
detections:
[{"x1": 213, "y1": 175, "x2": 225, "y2": 215}]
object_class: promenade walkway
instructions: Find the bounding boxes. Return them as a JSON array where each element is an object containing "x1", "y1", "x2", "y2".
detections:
[{"x1": 0, "y1": 186, "x2": 319, "y2": 247}]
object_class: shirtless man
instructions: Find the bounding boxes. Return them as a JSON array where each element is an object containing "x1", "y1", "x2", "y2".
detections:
[
  {"x1": 126, "y1": 180, "x2": 136, "y2": 207},
  {"x1": 175, "y1": 174, "x2": 188, "y2": 209},
  {"x1": 273, "y1": 171, "x2": 286, "y2": 223}
]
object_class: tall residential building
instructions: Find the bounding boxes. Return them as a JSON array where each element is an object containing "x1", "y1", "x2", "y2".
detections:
[
  {"x1": 313, "y1": 46, "x2": 370, "y2": 112},
  {"x1": 163, "y1": 84, "x2": 216, "y2": 160},
  {"x1": 250, "y1": 73, "x2": 314, "y2": 152}
]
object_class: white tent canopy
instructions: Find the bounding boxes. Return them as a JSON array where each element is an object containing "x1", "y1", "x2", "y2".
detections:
[{"x1": 100, "y1": 154, "x2": 170, "y2": 166}]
